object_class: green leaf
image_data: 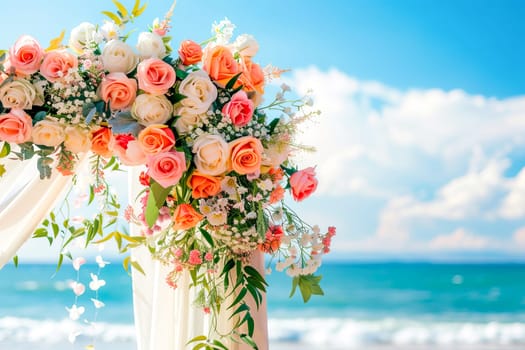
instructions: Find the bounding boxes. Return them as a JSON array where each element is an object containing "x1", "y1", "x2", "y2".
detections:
[
  {"x1": 187, "y1": 335, "x2": 208, "y2": 345},
  {"x1": 134, "y1": 3, "x2": 147, "y2": 17},
  {"x1": 0, "y1": 163, "x2": 5, "y2": 177},
  {"x1": 12, "y1": 255, "x2": 18, "y2": 267},
  {"x1": 239, "y1": 334, "x2": 258, "y2": 350},
  {"x1": 112, "y1": 0, "x2": 129, "y2": 18},
  {"x1": 200, "y1": 228, "x2": 214, "y2": 247},
  {"x1": 176, "y1": 68, "x2": 189, "y2": 80},
  {"x1": 297, "y1": 274, "x2": 324, "y2": 303},
  {"x1": 130, "y1": 260, "x2": 145, "y2": 275},
  {"x1": 0, "y1": 142, "x2": 10, "y2": 158},
  {"x1": 225, "y1": 72, "x2": 243, "y2": 90},
  {"x1": 267, "y1": 118, "x2": 280, "y2": 134},
  {"x1": 145, "y1": 180, "x2": 173, "y2": 227},
  {"x1": 33, "y1": 228, "x2": 49, "y2": 238},
  {"x1": 101, "y1": 11, "x2": 122, "y2": 25},
  {"x1": 230, "y1": 303, "x2": 249, "y2": 319},
  {"x1": 56, "y1": 254, "x2": 64, "y2": 272},
  {"x1": 229, "y1": 287, "x2": 248, "y2": 309},
  {"x1": 132, "y1": 0, "x2": 141, "y2": 15},
  {"x1": 123, "y1": 255, "x2": 130, "y2": 272},
  {"x1": 289, "y1": 276, "x2": 299, "y2": 298}
]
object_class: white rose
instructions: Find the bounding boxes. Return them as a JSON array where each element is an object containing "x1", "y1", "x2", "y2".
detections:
[
  {"x1": 100, "y1": 21, "x2": 120, "y2": 41},
  {"x1": 0, "y1": 79, "x2": 37, "y2": 109},
  {"x1": 174, "y1": 112, "x2": 207, "y2": 134},
  {"x1": 69, "y1": 22, "x2": 101, "y2": 54},
  {"x1": 64, "y1": 126, "x2": 91, "y2": 153},
  {"x1": 192, "y1": 134, "x2": 229, "y2": 176},
  {"x1": 136, "y1": 32, "x2": 166, "y2": 59},
  {"x1": 263, "y1": 142, "x2": 290, "y2": 168},
  {"x1": 233, "y1": 34, "x2": 259, "y2": 57},
  {"x1": 101, "y1": 40, "x2": 138, "y2": 73},
  {"x1": 131, "y1": 93, "x2": 173, "y2": 126},
  {"x1": 32, "y1": 120, "x2": 65, "y2": 147},
  {"x1": 178, "y1": 70, "x2": 217, "y2": 114}
]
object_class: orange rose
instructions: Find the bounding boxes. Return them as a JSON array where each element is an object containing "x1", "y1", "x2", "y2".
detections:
[
  {"x1": 138, "y1": 125, "x2": 175, "y2": 155},
  {"x1": 229, "y1": 136, "x2": 263, "y2": 175},
  {"x1": 239, "y1": 57, "x2": 264, "y2": 94},
  {"x1": 202, "y1": 45, "x2": 240, "y2": 87},
  {"x1": 173, "y1": 204, "x2": 203, "y2": 231},
  {"x1": 187, "y1": 171, "x2": 222, "y2": 199},
  {"x1": 178, "y1": 40, "x2": 203, "y2": 66},
  {"x1": 90, "y1": 127, "x2": 113, "y2": 158}
]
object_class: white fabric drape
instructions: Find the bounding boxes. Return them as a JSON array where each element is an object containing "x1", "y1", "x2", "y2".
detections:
[
  {"x1": 129, "y1": 166, "x2": 268, "y2": 350},
  {"x1": 0, "y1": 155, "x2": 76, "y2": 269}
]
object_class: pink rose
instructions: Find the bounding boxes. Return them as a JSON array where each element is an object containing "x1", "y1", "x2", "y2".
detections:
[
  {"x1": 8, "y1": 35, "x2": 44, "y2": 75},
  {"x1": 222, "y1": 90, "x2": 254, "y2": 127},
  {"x1": 289, "y1": 167, "x2": 318, "y2": 202},
  {"x1": 0, "y1": 109, "x2": 32, "y2": 143},
  {"x1": 147, "y1": 151, "x2": 187, "y2": 188},
  {"x1": 99, "y1": 73, "x2": 138, "y2": 110},
  {"x1": 113, "y1": 134, "x2": 147, "y2": 166},
  {"x1": 136, "y1": 58, "x2": 176, "y2": 95},
  {"x1": 39, "y1": 50, "x2": 78, "y2": 82},
  {"x1": 178, "y1": 40, "x2": 203, "y2": 66}
]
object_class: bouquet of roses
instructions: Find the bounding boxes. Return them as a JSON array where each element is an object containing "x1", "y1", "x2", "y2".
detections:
[{"x1": 0, "y1": 1, "x2": 336, "y2": 348}]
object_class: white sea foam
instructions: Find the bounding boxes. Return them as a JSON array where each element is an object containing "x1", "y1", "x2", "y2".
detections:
[{"x1": 2, "y1": 317, "x2": 525, "y2": 347}]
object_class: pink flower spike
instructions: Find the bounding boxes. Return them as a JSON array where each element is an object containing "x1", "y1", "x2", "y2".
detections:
[
  {"x1": 203, "y1": 307, "x2": 211, "y2": 314},
  {"x1": 204, "y1": 252, "x2": 213, "y2": 262},
  {"x1": 188, "y1": 250, "x2": 202, "y2": 265},
  {"x1": 72, "y1": 257, "x2": 86, "y2": 271},
  {"x1": 70, "y1": 281, "x2": 85, "y2": 296}
]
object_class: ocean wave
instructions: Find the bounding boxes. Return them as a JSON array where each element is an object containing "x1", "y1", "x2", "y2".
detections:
[
  {"x1": 269, "y1": 318, "x2": 525, "y2": 347},
  {"x1": 2, "y1": 316, "x2": 525, "y2": 347}
]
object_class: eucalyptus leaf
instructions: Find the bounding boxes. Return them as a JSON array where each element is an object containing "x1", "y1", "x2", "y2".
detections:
[{"x1": 109, "y1": 111, "x2": 143, "y2": 136}]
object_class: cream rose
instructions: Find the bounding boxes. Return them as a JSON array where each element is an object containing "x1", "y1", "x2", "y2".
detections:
[
  {"x1": 0, "y1": 79, "x2": 37, "y2": 109},
  {"x1": 178, "y1": 70, "x2": 217, "y2": 114},
  {"x1": 101, "y1": 39, "x2": 138, "y2": 73},
  {"x1": 136, "y1": 32, "x2": 166, "y2": 59},
  {"x1": 64, "y1": 126, "x2": 91, "y2": 153},
  {"x1": 131, "y1": 93, "x2": 173, "y2": 126},
  {"x1": 32, "y1": 119, "x2": 65, "y2": 147},
  {"x1": 192, "y1": 134, "x2": 230, "y2": 176},
  {"x1": 232, "y1": 34, "x2": 259, "y2": 57},
  {"x1": 174, "y1": 112, "x2": 208, "y2": 134},
  {"x1": 69, "y1": 22, "x2": 101, "y2": 54}
]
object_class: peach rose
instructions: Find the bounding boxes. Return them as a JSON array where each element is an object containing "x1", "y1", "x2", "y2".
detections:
[
  {"x1": 32, "y1": 120, "x2": 65, "y2": 147},
  {"x1": 222, "y1": 90, "x2": 254, "y2": 127},
  {"x1": 187, "y1": 171, "x2": 222, "y2": 199},
  {"x1": 178, "y1": 40, "x2": 203, "y2": 65},
  {"x1": 64, "y1": 126, "x2": 91, "y2": 153},
  {"x1": 289, "y1": 167, "x2": 318, "y2": 202},
  {"x1": 172, "y1": 204, "x2": 203, "y2": 231},
  {"x1": 239, "y1": 57, "x2": 264, "y2": 94},
  {"x1": 39, "y1": 50, "x2": 78, "y2": 82},
  {"x1": 137, "y1": 125, "x2": 175, "y2": 155},
  {"x1": 113, "y1": 133, "x2": 147, "y2": 166},
  {"x1": 0, "y1": 109, "x2": 32, "y2": 143},
  {"x1": 229, "y1": 136, "x2": 263, "y2": 175},
  {"x1": 90, "y1": 127, "x2": 114, "y2": 158},
  {"x1": 8, "y1": 35, "x2": 44, "y2": 75},
  {"x1": 99, "y1": 73, "x2": 138, "y2": 110},
  {"x1": 137, "y1": 58, "x2": 176, "y2": 95},
  {"x1": 202, "y1": 45, "x2": 240, "y2": 87},
  {"x1": 147, "y1": 151, "x2": 186, "y2": 188},
  {"x1": 192, "y1": 134, "x2": 230, "y2": 176}
]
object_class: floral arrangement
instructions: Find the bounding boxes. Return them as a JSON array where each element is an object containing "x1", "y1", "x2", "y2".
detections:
[{"x1": 0, "y1": 1, "x2": 336, "y2": 348}]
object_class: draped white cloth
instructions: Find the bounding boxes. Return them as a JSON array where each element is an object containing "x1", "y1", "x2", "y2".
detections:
[
  {"x1": 0, "y1": 156, "x2": 75, "y2": 268},
  {"x1": 0, "y1": 159, "x2": 268, "y2": 350},
  {"x1": 129, "y1": 166, "x2": 269, "y2": 350}
]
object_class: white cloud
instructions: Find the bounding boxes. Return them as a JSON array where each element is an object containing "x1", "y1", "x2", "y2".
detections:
[
  {"x1": 290, "y1": 67, "x2": 525, "y2": 199},
  {"x1": 513, "y1": 227, "x2": 525, "y2": 247},
  {"x1": 428, "y1": 228, "x2": 489, "y2": 250},
  {"x1": 499, "y1": 168, "x2": 525, "y2": 219}
]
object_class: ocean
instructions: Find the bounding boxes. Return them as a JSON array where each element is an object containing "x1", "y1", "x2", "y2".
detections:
[{"x1": 1, "y1": 262, "x2": 525, "y2": 349}]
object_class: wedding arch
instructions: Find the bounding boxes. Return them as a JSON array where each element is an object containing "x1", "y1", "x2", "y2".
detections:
[{"x1": 0, "y1": 1, "x2": 335, "y2": 349}]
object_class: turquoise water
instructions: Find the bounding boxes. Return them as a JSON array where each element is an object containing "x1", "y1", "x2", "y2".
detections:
[{"x1": 2, "y1": 262, "x2": 525, "y2": 348}]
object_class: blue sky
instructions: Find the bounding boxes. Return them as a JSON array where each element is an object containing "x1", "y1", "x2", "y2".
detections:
[{"x1": 4, "y1": 0, "x2": 525, "y2": 261}]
